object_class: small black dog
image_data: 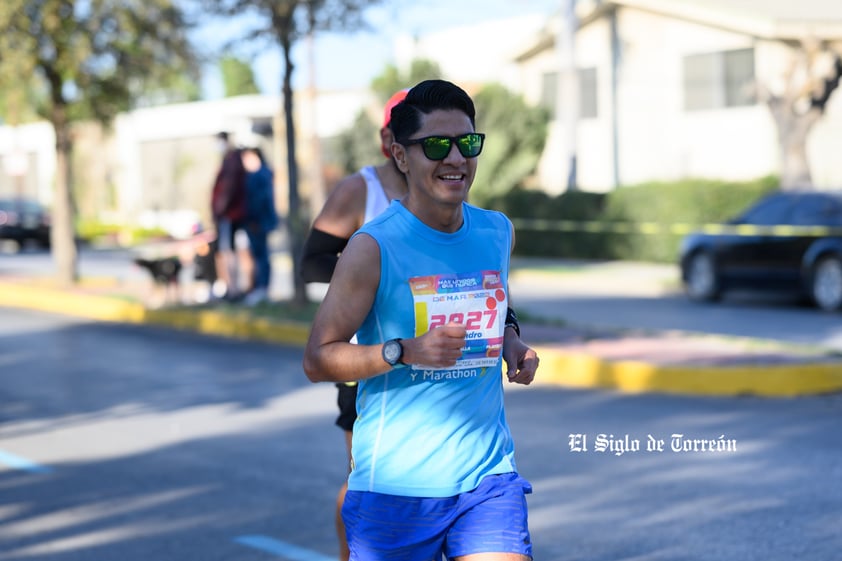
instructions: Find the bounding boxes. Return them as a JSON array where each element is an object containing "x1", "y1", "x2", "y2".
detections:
[{"x1": 134, "y1": 256, "x2": 182, "y2": 306}]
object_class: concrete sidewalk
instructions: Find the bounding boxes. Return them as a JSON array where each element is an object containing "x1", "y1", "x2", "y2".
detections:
[{"x1": 1, "y1": 261, "x2": 841, "y2": 398}]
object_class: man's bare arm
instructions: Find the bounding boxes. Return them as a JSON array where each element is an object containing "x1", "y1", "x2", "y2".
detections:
[
  {"x1": 303, "y1": 231, "x2": 470, "y2": 383},
  {"x1": 303, "y1": 233, "x2": 388, "y2": 383},
  {"x1": 300, "y1": 174, "x2": 367, "y2": 283}
]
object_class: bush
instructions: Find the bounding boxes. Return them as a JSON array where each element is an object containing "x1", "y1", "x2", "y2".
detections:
[
  {"x1": 486, "y1": 176, "x2": 779, "y2": 262},
  {"x1": 76, "y1": 219, "x2": 171, "y2": 247}
]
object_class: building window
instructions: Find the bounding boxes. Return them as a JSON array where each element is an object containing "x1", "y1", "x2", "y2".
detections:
[
  {"x1": 541, "y1": 71, "x2": 559, "y2": 118},
  {"x1": 683, "y1": 47, "x2": 755, "y2": 110},
  {"x1": 579, "y1": 67, "x2": 598, "y2": 118},
  {"x1": 541, "y1": 67, "x2": 598, "y2": 119}
]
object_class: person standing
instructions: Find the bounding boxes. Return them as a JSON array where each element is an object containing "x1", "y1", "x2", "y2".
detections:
[
  {"x1": 241, "y1": 146, "x2": 279, "y2": 306},
  {"x1": 303, "y1": 80, "x2": 539, "y2": 560},
  {"x1": 210, "y1": 132, "x2": 248, "y2": 300},
  {"x1": 300, "y1": 89, "x2": 409, "y2": 561}
]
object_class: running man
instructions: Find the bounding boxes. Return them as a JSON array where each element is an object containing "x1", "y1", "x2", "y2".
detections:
[{"x1": 303, "y1": 79, "x2": 539, "y2": 560}]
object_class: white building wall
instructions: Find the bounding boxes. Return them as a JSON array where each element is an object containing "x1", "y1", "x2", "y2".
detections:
[
  {"x1": 573, "y1": 18, "x2": 615, "y2": 191},
  {"x1": 393, "y1": 14, "x2": 547, "y2": 92},
  {"x1": 807, "y1": 96, "x2": 842, "y2": 188},
  {"x1": 611, "y1": 10, "x2": 761, "y2": 185},
  {"x1": 0, "y1": 122, "x2": 56, "y2": 204}
]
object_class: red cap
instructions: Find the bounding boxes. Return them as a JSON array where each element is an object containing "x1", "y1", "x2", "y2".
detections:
[
  {"x1": 382, "y1": 89, "x2": 409, "y2": 129},
  {"x1": 380, "y1": 89, "x2": 409, "y2": 158}
]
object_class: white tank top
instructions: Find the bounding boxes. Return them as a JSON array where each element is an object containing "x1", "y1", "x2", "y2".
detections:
[{"x1": 360, "y1": 166, "x2": 391, "y2": 224}]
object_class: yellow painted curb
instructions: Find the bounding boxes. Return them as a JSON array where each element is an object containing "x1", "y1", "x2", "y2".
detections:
[
  {"x1": 3, "y1": 280, "x2": 840, "y2": 397},
  {"x1": 142, "y1": 308, "x2": 311, "y2": 346},
  {"x1": 0, "y1": 281, "x2": 311, "y2": 346},
  {"x1": 0, "y1": 282, "x2": 147, "y2": 323},
  {"x1": 533, "y1": 345, "x2": 842, "y2": 397}
]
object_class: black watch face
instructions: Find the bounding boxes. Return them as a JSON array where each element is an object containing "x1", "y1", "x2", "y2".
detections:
[{"x1": 383, "y1": 340, "x2": 402, "y2": 364}]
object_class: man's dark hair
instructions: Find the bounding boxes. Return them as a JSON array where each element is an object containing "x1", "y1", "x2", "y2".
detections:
[{"x1": 390, "y1": 80, "x2": 476, "y2": 142}]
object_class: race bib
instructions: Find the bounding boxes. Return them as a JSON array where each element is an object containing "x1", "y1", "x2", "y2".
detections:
[{"x1": 409, "y1": 270, "x2": 506, "y2": 371}]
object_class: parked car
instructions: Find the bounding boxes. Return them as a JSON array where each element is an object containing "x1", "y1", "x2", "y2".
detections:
[
  {"x1": 679, "y1": 190, "x2": 842, "y2": 311},
  {"x1": 0, "y1": 198, "x2": 51, "y2": 251}
]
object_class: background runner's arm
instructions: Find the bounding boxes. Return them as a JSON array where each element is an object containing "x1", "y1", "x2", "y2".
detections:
[{"x1": 300, "y1": 229, "x2": 350, "y2": 283}]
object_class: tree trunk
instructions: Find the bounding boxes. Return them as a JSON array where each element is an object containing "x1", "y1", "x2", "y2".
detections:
[
  {"x1": 767, "y1": 48, "x2": 842, "y2": 191},
  {"x1": 769, "y1": 99, "x2": 820, "y2": 191},
  {"x1": 50, "y1": 104, "x2": 78, "y2": 286},
  {"x1": 281, "y1": 39, "x2": 309, "y2": 306},
  {"x1": 779, "y1": 136, "x2": 813, "y2": 189}
]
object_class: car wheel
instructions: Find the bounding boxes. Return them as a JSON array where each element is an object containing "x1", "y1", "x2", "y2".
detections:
[
  {"x1": 685, "y1": 251, "x2": 720, "y2": 302},
  {"x1": 811, "y1": 255, "x2": 842, "y2": 312}
]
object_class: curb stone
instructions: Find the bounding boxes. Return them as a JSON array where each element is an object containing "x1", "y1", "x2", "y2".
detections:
[{"x1": 2, "y1": 278, "x2": 841, "y2": 398}]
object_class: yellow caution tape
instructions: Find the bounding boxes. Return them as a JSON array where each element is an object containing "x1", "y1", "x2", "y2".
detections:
[{"x1": 510, "y1": 219, "x2": 842, "y2": 237}]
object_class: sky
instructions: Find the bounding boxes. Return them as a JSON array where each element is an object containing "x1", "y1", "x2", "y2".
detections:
[{"x1": 198, "y1": 0, "x2": 562, "y2": 98}]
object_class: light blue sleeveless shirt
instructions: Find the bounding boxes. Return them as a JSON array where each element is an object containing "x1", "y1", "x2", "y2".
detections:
[{"x1": 348, "y1": 200, "x2": 517, "y2": 497}]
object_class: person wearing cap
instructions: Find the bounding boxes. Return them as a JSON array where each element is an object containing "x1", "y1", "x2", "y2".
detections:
[
  {"x1": 303, "y1": 80, "x2": 539, "y2": 561},
  {"x1": 300, "y1": 88, "x2": 409, "y2": 561}
]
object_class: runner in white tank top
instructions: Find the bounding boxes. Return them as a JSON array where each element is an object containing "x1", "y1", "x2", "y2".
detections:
[
  {"x1": 360, "y1": 165, "x2": 391, "y2": 223},
  {"x1": 300, "y1": 90, "x2": 410, "y2": 561}
]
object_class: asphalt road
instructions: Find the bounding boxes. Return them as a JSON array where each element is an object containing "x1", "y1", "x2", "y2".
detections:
[{"x1": 1, "y1": 307, "x2": 840, "y2": 561}]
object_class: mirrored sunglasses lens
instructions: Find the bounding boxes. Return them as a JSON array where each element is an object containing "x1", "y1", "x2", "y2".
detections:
[
  {"x1": 457, "y1": 134, "x2": 483, "y2": 157},
  {"x1": 422, "y1": 137, "x2": 452, "y2": 160}
]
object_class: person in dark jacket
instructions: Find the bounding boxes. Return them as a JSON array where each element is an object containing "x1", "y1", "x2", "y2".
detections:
[
  {"x1": 241, "y1": 146, "x2": 279, "y2": 306},
  {"x1": 210, "y1": 132, "x2": 248, "y2": 299}
]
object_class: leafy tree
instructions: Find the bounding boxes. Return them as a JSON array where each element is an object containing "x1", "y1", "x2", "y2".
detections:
[
  {"x1": 370, "y1": 59, "x2": 442, "y2": 104},
  {"x1": 220, "y1": 54, "x2": 261, "y2": 97},
  {"x1": 328, "y1": 110, "x2": 380, "y2": 177},
  {"x1": 757, "y1": 39, "x2": 842, "y2": 189},
  {"x1": 471, "y1": 83, "x2": 549, "y2": 206},
  {"x1": 0, "y1": 0, "x2": 200, "y2": 286},
  {"x1": 203, "y1": 0, "x2": 383, "y2": 305}
]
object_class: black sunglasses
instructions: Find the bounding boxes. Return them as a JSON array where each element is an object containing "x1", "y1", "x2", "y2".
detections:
[{"x1": 400, "y1": 133, "x2": 485, "y2": 161}]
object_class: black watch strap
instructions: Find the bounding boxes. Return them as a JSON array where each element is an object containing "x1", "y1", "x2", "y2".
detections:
[{"x1": 505, "y1": 306, "x2": 521, "y2": 337}]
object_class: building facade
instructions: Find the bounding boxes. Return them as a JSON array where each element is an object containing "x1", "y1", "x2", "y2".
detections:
[{"x1": 517, "y1": 0, "x2": 842, "y2": 192}]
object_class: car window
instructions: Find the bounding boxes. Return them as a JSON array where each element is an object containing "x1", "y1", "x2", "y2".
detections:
[
  {"x1": 790, "y1": 195, "x2": 842, "y2": 227},
  {"x1": 736, "y1": 194, "x2": 795, "y2": 225},
  {"x1": 0, "y1": 199, "x2": 45, "y2": 215},
  {"x1": 20, "y1": 200, "x2": 44, "y2": 215}
]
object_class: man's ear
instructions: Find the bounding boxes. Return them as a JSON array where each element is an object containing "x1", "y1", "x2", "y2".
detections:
[
  {"x1": 391, "y1": 142, "x2": 408, "y2": 173},
  {"x1": 379, "y1": 128, "x2": 392, "y2": 159}
]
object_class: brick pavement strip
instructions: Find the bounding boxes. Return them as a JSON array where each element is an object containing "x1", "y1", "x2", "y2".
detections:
[{"x1": 1, "y1": 278, "x2": 841, "y2": 398}]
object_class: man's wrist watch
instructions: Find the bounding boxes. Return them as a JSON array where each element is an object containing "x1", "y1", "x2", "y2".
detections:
[{"x1": 382, "y1": 338, "x2": 405, "y2": 366}]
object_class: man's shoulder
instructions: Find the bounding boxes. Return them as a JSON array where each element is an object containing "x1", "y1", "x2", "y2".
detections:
[
  {"x1": 318, "y1": 172, "x2": 367, "y2": 218},
  {"x1": 465, "y1": 203, "x2": 509, "y2": 223},
  {"x1": 330, "y1": 172, "x2": 367, "y2": 200}
]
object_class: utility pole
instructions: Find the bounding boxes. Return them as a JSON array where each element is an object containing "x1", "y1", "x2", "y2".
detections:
[{"x1": 557, "y1": 0, "x2": 579, "y2": 191}]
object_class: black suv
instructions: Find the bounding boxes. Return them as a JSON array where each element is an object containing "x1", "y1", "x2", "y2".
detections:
[
  {"x1": 0, "y1": 198, "x2": 51, "y2": 251},
  {"x1": 679, "y1": 190, "x2": 842, "y2": 311}
]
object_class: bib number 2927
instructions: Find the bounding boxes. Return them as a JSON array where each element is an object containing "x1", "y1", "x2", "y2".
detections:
[{"x1": 428, "y1": 309, "x2": 497, "y2": 330}]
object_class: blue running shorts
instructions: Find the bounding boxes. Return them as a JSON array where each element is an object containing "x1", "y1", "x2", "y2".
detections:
[{"x1": 342, "y1": 472, "x2": 532, "y2": 560}]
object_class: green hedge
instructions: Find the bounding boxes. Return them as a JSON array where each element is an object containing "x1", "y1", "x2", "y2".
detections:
[{"x1": 486, "y1": 176, "x2": 779, "y2": 262}]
